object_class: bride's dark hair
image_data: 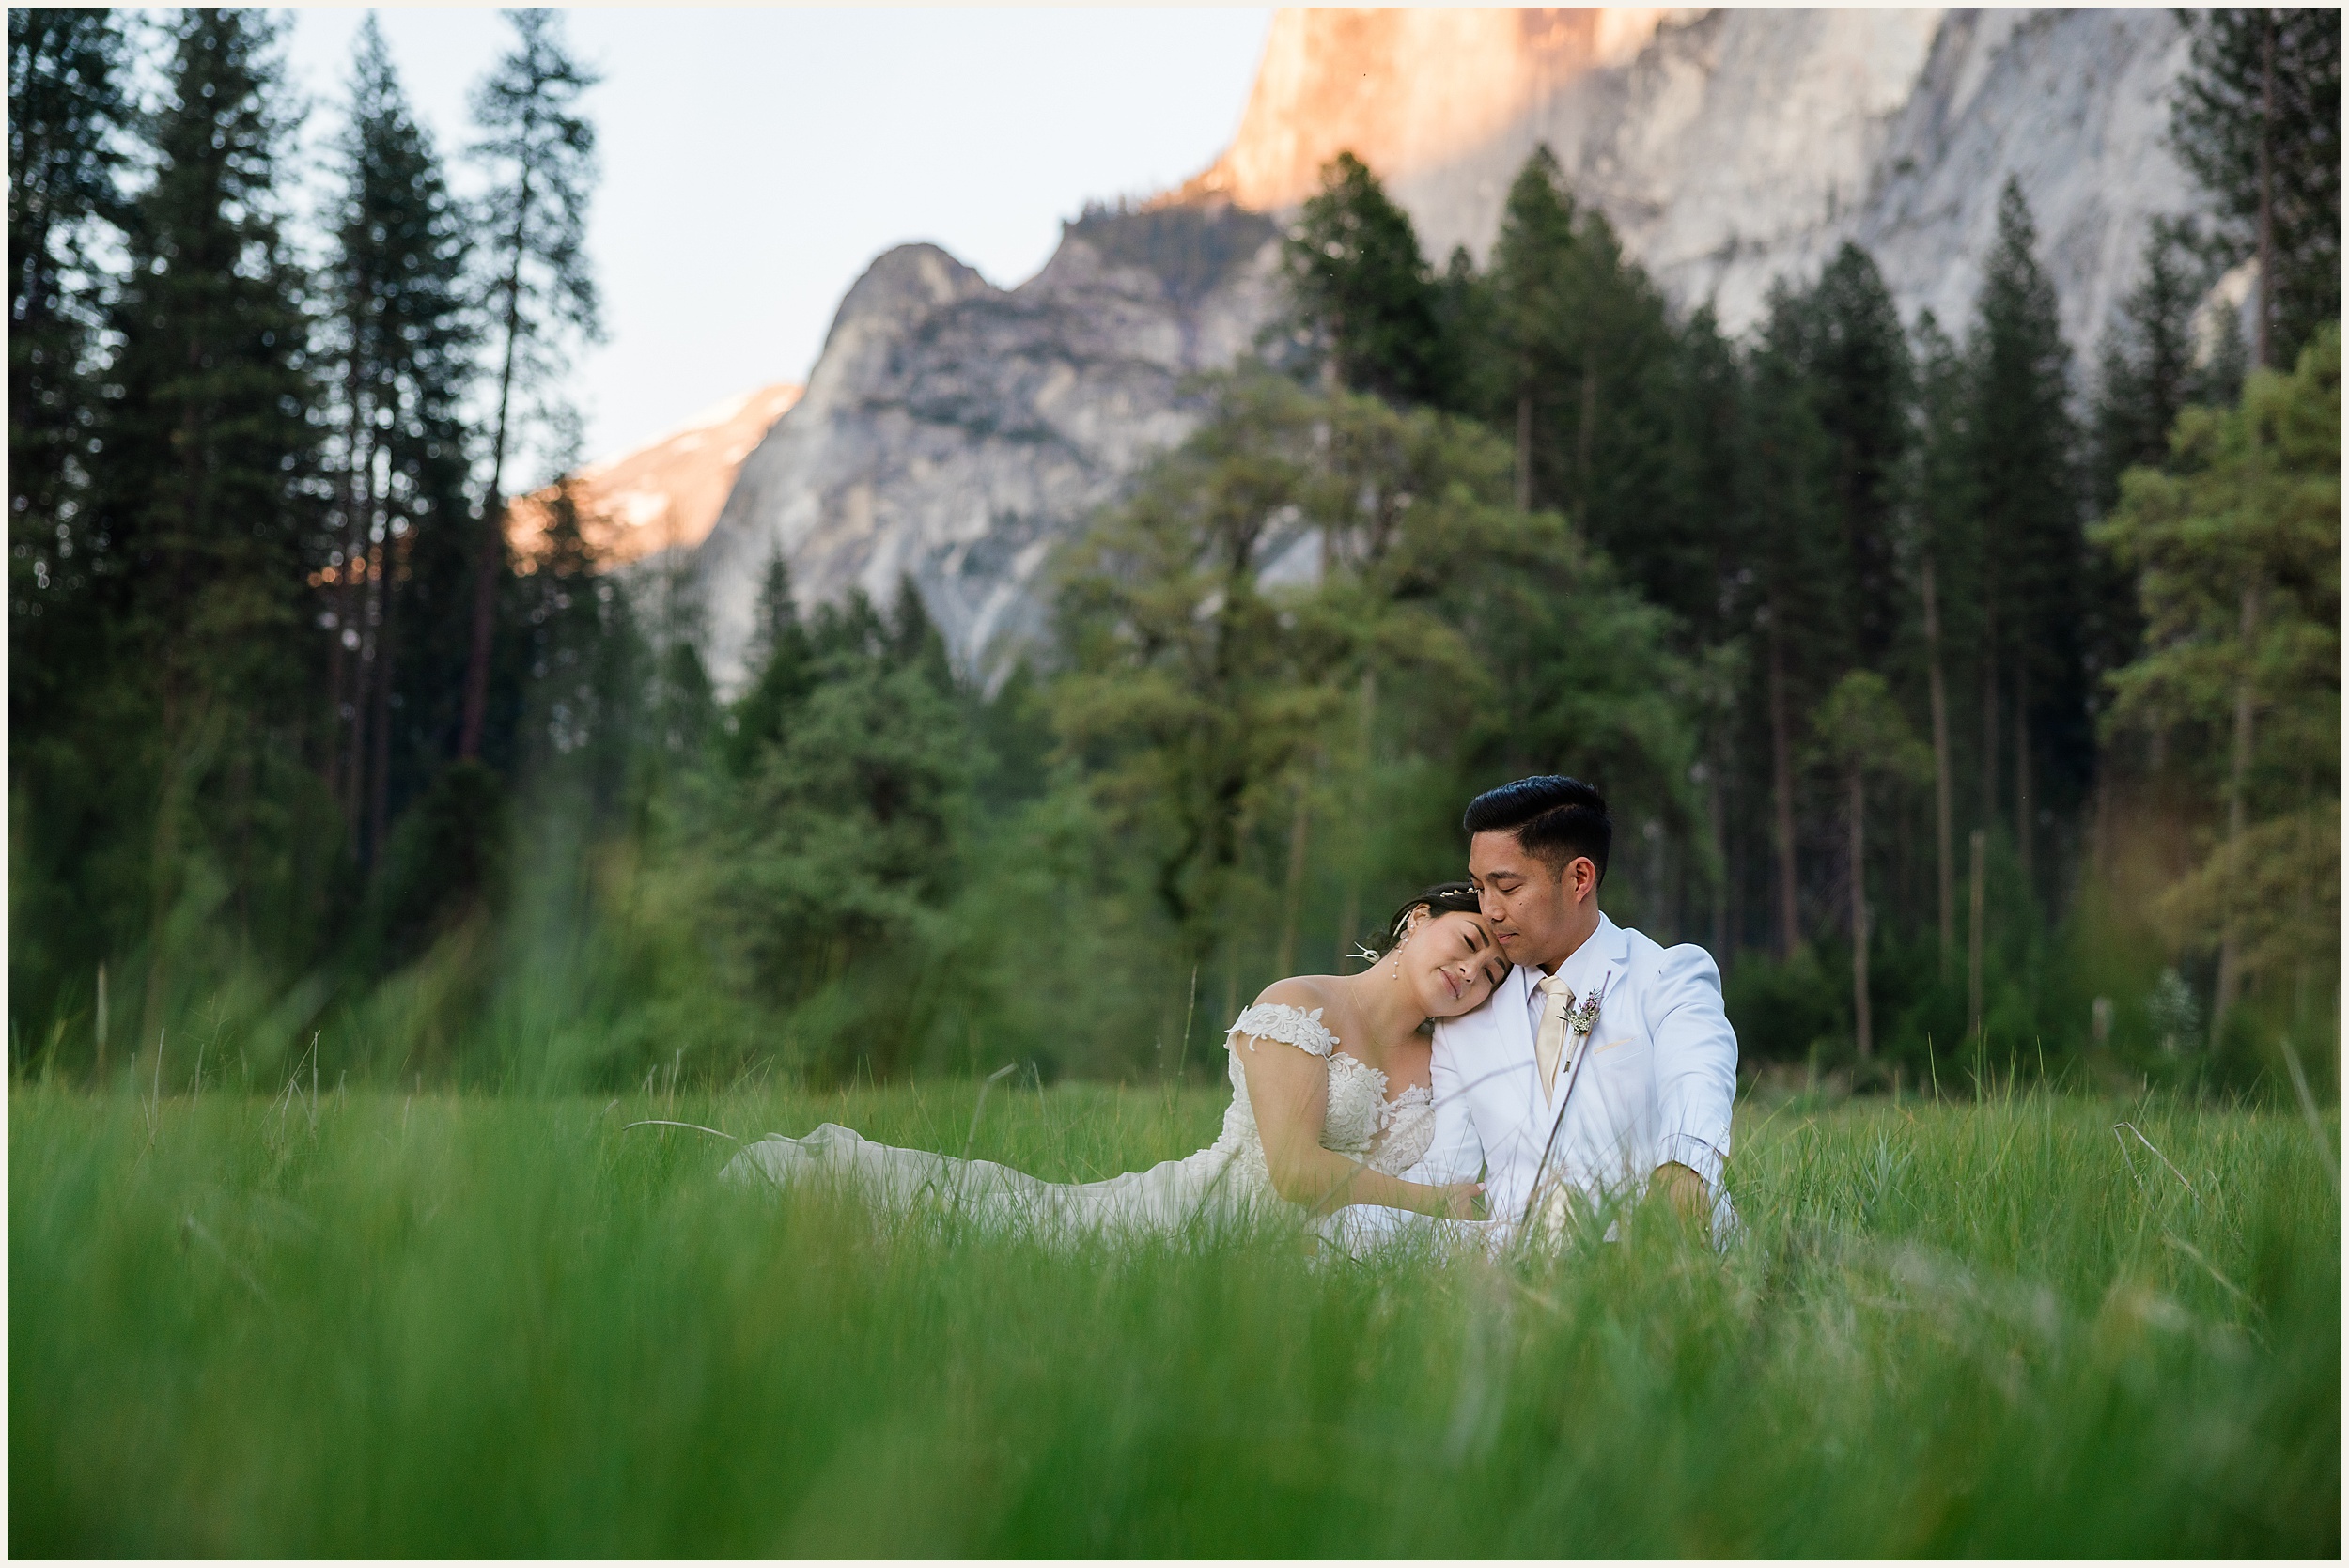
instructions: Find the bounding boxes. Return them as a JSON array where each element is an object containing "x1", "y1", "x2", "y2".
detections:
[{"x1": 1366, "y1": 881, "x2": 1484, "y2": 958}]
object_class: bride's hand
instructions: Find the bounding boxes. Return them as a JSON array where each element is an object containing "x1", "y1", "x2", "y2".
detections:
[{"x1": 1431, "y1": 1180, "x2": 1483, "y2": 1219}]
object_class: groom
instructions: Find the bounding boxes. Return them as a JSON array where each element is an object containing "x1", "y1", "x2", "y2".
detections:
[{"x1": 1403, "y1": 775, "x2": 1738, "y2": 1243}]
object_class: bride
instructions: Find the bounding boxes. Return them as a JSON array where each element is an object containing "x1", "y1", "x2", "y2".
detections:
[{"x1": 723, "y1": 884, "x2": 1506, "y2": 1235}]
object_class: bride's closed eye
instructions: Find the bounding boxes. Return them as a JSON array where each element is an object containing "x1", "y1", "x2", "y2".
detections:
[{"x1": 1459, "y1": 921, "x2": 1507, "y2": 986}]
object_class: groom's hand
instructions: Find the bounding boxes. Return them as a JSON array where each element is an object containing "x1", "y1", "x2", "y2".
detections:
[
  {"x1": 1434, "y1": 1180, "x2": 1484, "y2": 1220},
  {"x1": 1647, "y1": 1161, "x2": 1707, "y2": 1224}
]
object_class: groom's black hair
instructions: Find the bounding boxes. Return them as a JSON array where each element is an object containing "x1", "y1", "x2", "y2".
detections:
[{"x1": 1463, "y1": 775, "x2": 1610, "y2": 884}]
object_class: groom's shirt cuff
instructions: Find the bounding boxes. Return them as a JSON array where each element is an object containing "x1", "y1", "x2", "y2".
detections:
[{"x1": 1656, "y1": 1132, "x2": 1725, "y2": 1193}]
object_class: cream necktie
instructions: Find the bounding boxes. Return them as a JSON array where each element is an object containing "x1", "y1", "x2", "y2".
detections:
[{"x1": 1534, "y1": 971, "x2": 1577, "y2": 1104}]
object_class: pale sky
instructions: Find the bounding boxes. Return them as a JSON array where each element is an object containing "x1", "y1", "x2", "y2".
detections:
[{"x1": 277, "y1": 8, "x2": 1274, "y2": 475}]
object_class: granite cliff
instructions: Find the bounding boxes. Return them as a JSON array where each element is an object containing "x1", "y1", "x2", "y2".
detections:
[
  {"x1": 688, "y1": 202, "x2": 1281, "y2": 691},
  {"x1": 688, "y1": 8, "x2": 2207, "y2": 690}
]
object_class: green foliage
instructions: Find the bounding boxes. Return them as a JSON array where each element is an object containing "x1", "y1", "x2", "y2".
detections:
[
  {"x1": 361, "y1": 759, "x2": 510, "y2": 974},
  {"x1": 8, "y1": 8, "x2": 129, "y2": 728},
  {"x1": 1966, "y1": 180, "x2": 2095, "y2": 833},
  {"x1": 10, "y1": 8, "x2": 336, "y2": 1041},
  {"x1": 723, "y1": 551, "x2": 814, "y2": 775},
  {"x1": 457, "y1": 7, "x2": 604, "y2": 762},
  {"x1": 2093, "y1": 326, "x2": 2341, "y2": 1014},
  {"x1": 1052, "y1": 368, "x2": 1694, "y2": 967},
  {"x1": 2170, "y1": 8, "x2": 2341, "y2": 366},
  {"x1": 469, "y1": 5, "x2": 602, "y2": 457},
  {"x1": 1471, "y1": 145, "x2": 1681, "y2": 554},
  {"x1": 721, "y1": 614, "x2": 973, "y2": 989},
  {"x1": 1812, "y1": 670, "x2": 1932, "y2": 784},
  {"x1": 2091, "y1": 217, "x2": 2238, "y2": 514},
  {"x1": 1280, "y1": 151, "x2": 1446, "y2": 405},
  {"x1": 8, "y1": 1087, "x2": 2336, "y2": 1555},
  {"x1": 326, "y1": 15, "x2": 479, "y2": 862}
]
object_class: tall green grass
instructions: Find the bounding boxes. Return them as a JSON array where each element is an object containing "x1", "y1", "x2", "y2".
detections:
[{"x1": 10, "y1": 1079, "x2": 2338, "y2": 1556}]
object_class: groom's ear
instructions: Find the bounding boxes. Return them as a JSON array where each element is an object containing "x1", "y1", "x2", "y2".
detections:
[{"x1": 1568, "y1": 856, "x2": 1600, "y2": 901}]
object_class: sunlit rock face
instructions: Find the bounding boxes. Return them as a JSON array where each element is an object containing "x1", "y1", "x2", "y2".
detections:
[
  {"x1": 689, "y1": 204, "x2": 1282, "y2": 693},
  {"x1": 1197, "y1": 7, "x2": 2198, "y2": 351},
  {"x1": 692, "y1": 8, "x2": 2201, "y2": 686},
  {"x1": 509, "y1": 382, "x2": 801, "y2": 568}
]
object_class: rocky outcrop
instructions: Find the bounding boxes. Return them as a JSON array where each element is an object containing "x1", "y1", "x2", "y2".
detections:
[
  {"x1": 690, "y1": 8, "x2": 2205, "y2": 689},
  {"x1": 1196, "y1": 8, "x2": 2198, "y2": 351},
  {"x1": 509, "y1": 382, "x2": 800, "y2": 568},
  {"x1": 688, "y1": 202, "x2": 1281, "y2": 692}
]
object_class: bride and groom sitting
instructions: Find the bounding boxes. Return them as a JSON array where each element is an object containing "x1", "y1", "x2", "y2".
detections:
[{"x1": 727, "y1": 774, "x2": 1739, "y2": 1250}]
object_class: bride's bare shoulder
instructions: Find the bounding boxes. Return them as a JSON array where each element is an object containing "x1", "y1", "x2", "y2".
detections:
[{"x1": 1252, "y1": 975, "x2": 1342, "y2": 1013}]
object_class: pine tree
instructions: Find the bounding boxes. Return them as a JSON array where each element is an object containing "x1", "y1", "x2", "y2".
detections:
[
  {"x1": 326, "y1": 16, "x2": 476, "y2": 866},
  {"x1": 1281, "y1": 151, "x2": 1445, "y2": 407},
  {"x1": 457, "y1": 8, "x2": 602, "y2": 760},
  {"x1": 2170, "y1": 8, "x2": 2341, "y2": 368},
  {"x1": 1659, "y1": 307, "x2": 1743, "y2": 645},
  {"x1": 1810, "y1": 670, "x2": 1931, "y2": 1059},
  {"x1": 1432, "y1": 244, "x2": 1495, "y2": 418},
  {"x1": 1911, "y1": 311, "x2": 1972, "y2": 972},
  {"x1": 726, "y1": 551, "x2": 815, "y2": 776},
  {"x1": 1664, "y1": 306, "x2": 1747, "y2": 955},
  {"x1": 2093, "y1": 326, "x2": 2339, "y2": 1047},
  {"x1": 2091, "y1": 218, "x2": 2220, "y2": 514},
  {"x1": 1802, "y1": 243, "x2": 1915, "y2": 671},
  {"x1": 92, "y1": 7, "x2": 328, "y2": 1026},
  {"x1": 1739, "y1": 282, "x2": 1838, "y2": 957},
  {"x1": 1963, "y1": 180, "x2": 2085, "y2": 891},
  {"x1": 8, "y1": 8, "x2": 128, "y2": 735},
  {"x1": 1486, "y1": 147, "x2": 1578, "y2": 512},
  {"x1": 1478, "y1": 147, "x2": 1679, "y2": 592}
]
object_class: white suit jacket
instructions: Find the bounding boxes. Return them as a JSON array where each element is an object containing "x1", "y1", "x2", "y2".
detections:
[{"x1": 1406, "y1": 912, "x2": 1738, "y2": 1230}]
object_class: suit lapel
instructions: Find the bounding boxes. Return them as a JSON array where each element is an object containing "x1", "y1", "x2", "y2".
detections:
[
  {"x1": 1474, "y1": 969, "x2": 1538, "y2": 1149},
  {"x1": 1519, "y1": 918, "x2": 1634, "y2": 1165}
]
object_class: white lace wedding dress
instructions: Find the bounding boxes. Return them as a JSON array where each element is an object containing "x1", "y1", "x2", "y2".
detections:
[{"x1": 722, "y1": 1002, "x2": 1437, "y2": 1238}]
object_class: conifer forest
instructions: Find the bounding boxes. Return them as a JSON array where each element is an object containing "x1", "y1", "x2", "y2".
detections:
[{"x1": 9, "y1": 8, "x2": 2342, "y2": 1102}]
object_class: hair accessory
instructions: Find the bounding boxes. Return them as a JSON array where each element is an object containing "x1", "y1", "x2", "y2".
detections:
[{"x1": 1349, "y1": 942, "x2": 1380, "y2": 965}]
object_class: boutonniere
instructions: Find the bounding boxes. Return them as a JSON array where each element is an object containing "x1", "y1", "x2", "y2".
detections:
[{"x1": 1565, "y1": 984, "x2": 1605, "y2": 1042}]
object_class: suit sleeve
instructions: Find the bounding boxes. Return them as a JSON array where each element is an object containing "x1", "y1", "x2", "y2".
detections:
[
  {"x1": 1646, "y1": 944, "x2": 1738, "y2": 1193},
  {"x1": 1401, "y1": 1023, "x2": 1485, "y2": 1187}
]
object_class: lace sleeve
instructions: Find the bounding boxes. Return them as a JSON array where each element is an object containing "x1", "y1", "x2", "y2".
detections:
[{"x1": 1226, "y1": 1002, "x2": 1338, "y2": 1058}]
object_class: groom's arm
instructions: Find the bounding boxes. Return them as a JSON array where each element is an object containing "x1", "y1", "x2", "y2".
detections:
[
  {"x1": 1646, "y1": 944, "x2": 1738, "y2": 1200},
  {"x1": 1403, "y1": 1025, "x2": 1485, "y2": 1188}
]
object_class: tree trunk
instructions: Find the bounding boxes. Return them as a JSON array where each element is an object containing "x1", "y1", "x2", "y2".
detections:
[
  {"x1": 1275, "y1": 768, "x2": 1313, "y2": 978},
  {"x1": 1967, "y1": 828, "x2": 1987, "y2": 1041},
  {"x1": 1849, "y1": 760, "x2": 1871, "y2": 1059},
  {"x1": 2213, "y1": 582, "x2": 2262, "y2": 1046},
  {"x1": 1576, "y1": 361, "x2": 1596, "y2": 511},
  {"x1": 1334, "y1": 669, "x2": 1376, "y2": 969},
  {"x1": 1922, "y1": 556, "x2": 1955, "y2": 973},
  {"x1": 1980, "y1": 591, "x2": 1999, "y2": 839},
  {"x1": 1766, "y1": 604, "x2": 1800, "y2": 960},
  {"x1": 1514, "y1": 385, "x2": 1532, "y2": 513},
  {"x1": 347, "y1": 411, "x2": 381, "y2": 858},
  {"x1": 2014, "y1": 665, "x2": 2033, "y2": 887},
  {"x1": 458, "y1": 515, "x2": 504, "y2": 761},
  {"x1": 330, "y1": 355, "x2": 363, "y2": 829},
  {"x1": 94, "y1": 962, "x2": 108, "y2": 1083},
  {"x1": 367, "y1": 560, "x2": 399, "y2": 867},
  {"x1": 2256, "y1": 11, "x2": 2277, "y2": 369},
  {"x1": 459, "y1": 190, "x2": 535, "y2": 762},
  {"x1": 1707, "y1": 736, "x2": 1729, "y2": 960}
]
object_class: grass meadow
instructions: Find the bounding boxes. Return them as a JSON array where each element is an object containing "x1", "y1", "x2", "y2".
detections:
[{"x1": 9, "y1": 1076, "x2": 2339, "y2": 1557}]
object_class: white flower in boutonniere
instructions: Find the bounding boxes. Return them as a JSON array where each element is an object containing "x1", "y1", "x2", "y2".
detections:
[{"x1": 1565, "y1": 991, "x2": 1604, "y2": 1042}]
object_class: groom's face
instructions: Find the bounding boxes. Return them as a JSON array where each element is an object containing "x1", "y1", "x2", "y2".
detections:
[{"x1": 1468, "y1": 831, "x2": 1595, "y2": 972}]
